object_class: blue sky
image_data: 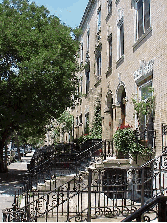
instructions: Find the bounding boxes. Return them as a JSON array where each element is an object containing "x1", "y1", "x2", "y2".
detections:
[{"x1": 0, "y1": 0, "x2": 89, "y2": 28}]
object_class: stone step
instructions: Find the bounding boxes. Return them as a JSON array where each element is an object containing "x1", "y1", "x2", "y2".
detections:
[{"x1": 37, "y1": 215, "x2": 125, "y2": 222}]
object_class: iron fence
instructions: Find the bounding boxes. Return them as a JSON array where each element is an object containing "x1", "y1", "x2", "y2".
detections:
[
  {"x1": 3, "y1": 124, "x2": 167, "y2": 222},
  {"x1": 3, "y1": 149, "x2": 167, "y2": 222}
]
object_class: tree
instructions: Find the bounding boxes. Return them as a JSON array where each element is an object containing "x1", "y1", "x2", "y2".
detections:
[
  {"x1": 0, "y1": 0, "x2": 80, "y2": 172},
  {"x1": 50, "y1": 111, "x2": 74, "y2": 143}
]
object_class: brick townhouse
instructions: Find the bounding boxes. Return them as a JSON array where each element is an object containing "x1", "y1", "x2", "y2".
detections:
[{"x1": 68, "y1": 0, "x2": 167, "y2": 159}]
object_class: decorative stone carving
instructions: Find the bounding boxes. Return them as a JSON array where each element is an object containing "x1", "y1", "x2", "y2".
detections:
[
  {"x1": 117, "y1": 8, "x2": 124, "y2": 26},
  {"x1": 133, "y1": 59, "x2": 154, "y2": 84}
]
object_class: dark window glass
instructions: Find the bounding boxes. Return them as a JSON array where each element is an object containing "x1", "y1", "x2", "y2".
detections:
[
  {"x1": 86, "y1": 70, "x2": 90, "y2": 94},
  {"x1": 144, "y1": 0, "x2": 150, "y2": 31},
  {"x1": 120, "y1": 24, "x2": 124, "y2": 56},
  {"x1": 137, "y1": 0, "x2": 144, "y2": 38},
  {"x1": 108, "y1": 0, "x2": 112, "y2": 14},
  {"x1": 137, "y1": 0, "x2": 150, "y2": 40},
  {"x1": 109, "y1": 37, "x2": 112, "y2": 67},
  {"x1": 97, "y1": 54, "x2": 101, "y2": 76}
]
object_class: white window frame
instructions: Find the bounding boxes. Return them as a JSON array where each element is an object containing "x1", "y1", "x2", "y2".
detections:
[
  {"x1": 138, "y1": 80, "x2": 153, "y2": 129},
  {"x1": 97, "y1": 53, "x2": 102, "y2": 77},
  {"x1": 117, "y1": 18, "x2": 124, "y2": 60},
  {"x1": 135, "y1": 0, "x2": 151, "y2": 41},
  {"x1": 139, "y1": 80, "x2": 152, "y2": 101}
]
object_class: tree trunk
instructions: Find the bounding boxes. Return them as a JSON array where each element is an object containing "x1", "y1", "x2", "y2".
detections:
[
  {"x1": 0, "y1": 128, "x2": 12, "y2": 172},
  {"x1": 0, "y1": 140, "x2": 6, "y2": 172},
  {"x1": 14, "y1": 132, "x2": 21, "y2": 161}
]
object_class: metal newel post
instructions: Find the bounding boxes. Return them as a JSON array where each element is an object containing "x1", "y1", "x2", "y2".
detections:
[
  {"x1": 141, "y1": 168, "x2": 145, "y2": 222},
  {"x1": 13, "y1": 191, "x2": 17, "y2": 222},
  {"x1": 87, "y1": 168, "x2": 92, "y2": 222},
  {"x1": 141, "y1": 168, "x2": 144, "y2": 206},
  {"x1": 141, "y1": 168, "x2": 144, "y2": 207},
  {"x1": 67, "y1": 182, "x2": 70, "y2": 221},
  {"x1": 159, "y1": 156, "x2": 162, "y2": 194},
  {"x1": 3, "y1": 212, "x2": 7, "y2": 222},
  {"x1": 46, "y1": 194, "x2": 49, "y2": 222},
  {"x1": 104, "y1": 140, "x2": 106, "y2": 160}
]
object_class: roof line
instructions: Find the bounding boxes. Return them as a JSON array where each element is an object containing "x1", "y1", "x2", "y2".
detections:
[{"x1": 79, "y1": 0, "x2": 95, "y2": 29}]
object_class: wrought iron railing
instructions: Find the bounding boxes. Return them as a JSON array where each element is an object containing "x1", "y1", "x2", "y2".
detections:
[
  {"x1": 26, "y1": 140, "x2": 102, "y2": 189},
  {"x1": 3, "y1": 149, "x2": 167, "y2": 222},
  {"x1": 2, "y1": 140, "x2": 103, "y2": 221},
  {"x1": 3, "y1": 124, "x2": 167, "y2": 222},
  {"x1": 122, "y1": 195, "x2": 167, "y2": 222}
]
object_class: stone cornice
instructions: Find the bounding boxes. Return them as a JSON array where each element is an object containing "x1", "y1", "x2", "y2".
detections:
[{"x1": 79, "y1": 0, "x2": 96, "y2": 29}]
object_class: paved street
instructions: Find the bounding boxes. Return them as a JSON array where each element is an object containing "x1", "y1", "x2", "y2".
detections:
[{"x1": 0, "y1": 152, "x2": 34, "y2": 222}]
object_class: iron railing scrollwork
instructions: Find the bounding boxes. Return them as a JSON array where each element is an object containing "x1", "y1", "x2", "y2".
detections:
[{"x1": 3, "y1": 124, "x2": 167, "y2": 222}]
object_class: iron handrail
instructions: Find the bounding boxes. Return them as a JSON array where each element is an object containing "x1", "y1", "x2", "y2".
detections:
[{"x1": 122, "y1": 195, "x2": 167, "y2": 222}]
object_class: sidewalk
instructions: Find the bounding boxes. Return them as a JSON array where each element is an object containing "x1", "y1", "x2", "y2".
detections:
[{"x1": 0, "y1": 151, "x2": 34, "y2": 222}]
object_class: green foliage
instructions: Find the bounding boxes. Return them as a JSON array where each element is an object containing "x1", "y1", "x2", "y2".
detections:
[
  {"x1": 113, "y1": 125, "x2": 152, "y2": 160},
  {"x1": 52, "y1": 111, "x2": 74, "y2": 143},
  {"x1": 0, "y1": 0, "x2": 80, "y2": 171},
  {"x1": 132, "y1": 88, "x2": 155, "y2": 125},
  {"x1": 78, "y1": 101, "x2": 102, "y2": 143},
  {"x1": 57, "y1": 111, "x2": 73, "y2": 133},
  {"x1": 90, "y1": 102, "x2": 102, "y2": 139}
]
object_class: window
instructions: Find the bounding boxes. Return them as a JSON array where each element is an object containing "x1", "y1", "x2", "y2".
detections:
[
  {"x1": 97, "y1": 7, "x2": 101, "y2": 32},
  {"x1": 138, "y1": 80, "x2": 154, "y2": 147},
  {"x1": 76, "y1": 117, "x2": 79, "y2": 126},
  {"x1": 97, "y1": 54, "x2": 101, "y2": 77},
  {"x1": 86, "y1": 70, "x2": 90, "y2": 94},
  {"x1": 87, "y1": 29, "x2": 90, "y2": 50},
  {"x1": 136, "y1": 0, "x2": 150, "y2": 40},
  {"x1": 108, "y1": 0, "x2": 112, "y2": 14},
  {"x1": 79, "y1": 114, "x2": 82, "y2": 125},
  {"x1": 108, "y1": 36, "x2": 112, "y2": 68},
  {"x1": 139, "y1": 81, "x2": 152, "y2": 129},
  {"x1": 80, "y1": 76, "x2": 83, "y2": 94},
  {"x1": 81, "y1": 41, "x2": 83, "y2": 62},
  {"x1": 118, "y1": 22, "x2": 124, "y2": 59},
  {"x1": 140, "y1": 82, "x2": 152, "y2": 100},
  {"x1": 85, "y1": 113, "x2": 89, "y2": 134}
]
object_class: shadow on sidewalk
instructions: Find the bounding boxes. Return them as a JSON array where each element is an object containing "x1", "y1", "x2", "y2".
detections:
[{"x1": 0, "y1": 162, "x2": 28, "y2": 196}]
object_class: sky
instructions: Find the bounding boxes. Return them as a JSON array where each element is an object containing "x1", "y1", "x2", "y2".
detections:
[{"x1": 0, "y1": 0, "x2": 89, "y2": 28}]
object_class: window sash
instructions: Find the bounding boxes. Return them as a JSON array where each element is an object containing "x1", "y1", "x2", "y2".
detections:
[
  {"x1": 108, "y1": 0, "x2": 112, "y2": 14},
  {"x1": 144, "y1": 0, "x2": 150, "y2": 30},
  {"x1": 97, "y1": 9, "x2": 101, "y2": 32},
  {"x1": 119, "y1": 24, "x2": 124, "y2": 58},
  {"x1": 87, "y1": 31, "x2": 90, "y2": 50},
  {"x1": 97, "y1": 54, "x2": 101, "y2": 76},
  {"x1": 81, "y1": 42, "x2": 83, "y2": 61},
  {"x1": 137, "y1": 0, "x2": 144, "y2": 38},
  {"x1": 109, "y1": 38, "x2": 112, "y2": 67},
  {"x1": 139, "y1": 81, "x2": 153, "y2": 131},
  {"x1": 136, "y1": 0, "x2": 150, "y2": 40},
  {"x1": 86, "y1": 71, "x2": 90, "y2": 94}
]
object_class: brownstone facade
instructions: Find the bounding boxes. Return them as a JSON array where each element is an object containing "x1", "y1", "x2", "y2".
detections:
[{"x1": 70, "y1": 0, "x2": 167, "y2": 156}]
